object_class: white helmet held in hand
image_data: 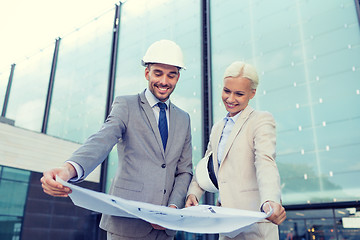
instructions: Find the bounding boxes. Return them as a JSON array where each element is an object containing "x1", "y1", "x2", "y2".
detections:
[
  {"x1": 141, "y1": 39, "x2": 186, "y2": 70},
  {"x1": 195, "y1": 151, "x2": 219, "y2": 193}
]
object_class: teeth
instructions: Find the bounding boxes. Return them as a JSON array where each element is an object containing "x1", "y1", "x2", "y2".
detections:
[{"x1": 158, "y1": 87, "x2": 168, "y2": 91}]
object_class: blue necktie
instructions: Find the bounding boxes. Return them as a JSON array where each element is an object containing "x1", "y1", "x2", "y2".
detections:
[{"x1": 158, "y1": 102, "x2": 168, "y2": 150}]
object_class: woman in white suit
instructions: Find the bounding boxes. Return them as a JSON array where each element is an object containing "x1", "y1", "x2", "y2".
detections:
[{"x1": 186, "y1": 61, "x2": 286, "y2": 240}]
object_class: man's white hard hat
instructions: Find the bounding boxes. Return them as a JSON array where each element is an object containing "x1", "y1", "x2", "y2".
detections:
[
  {"x1": 195, "y1": 151, "x2": 219, "y2": 193},
  {"x1": 141, "y1": 39, "x2": 186, "y2": 70}
]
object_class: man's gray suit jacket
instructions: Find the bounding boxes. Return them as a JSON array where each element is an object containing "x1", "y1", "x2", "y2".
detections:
[{"x1": 68, "y1": 90, "x2": 193, "y2": 237}]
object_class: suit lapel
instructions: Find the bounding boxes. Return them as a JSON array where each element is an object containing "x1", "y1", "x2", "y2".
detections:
[
  {"x1": 212, "y1": 120, "x2": 225, "y2": 174},
  {"x1": 220, "y1": 105, "x2": 254, "y2": 164},
  {"x1": 139, "y1": 91, "x2": 165, "y2": 157},
  {"x1": 166, "y1": 101, "x2": 176, "y2": 156}
]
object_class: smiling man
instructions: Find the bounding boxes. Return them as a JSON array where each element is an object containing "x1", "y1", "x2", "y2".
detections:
[
  {"x1": 41, "y1": 40, "x2": 193, "y2": 240},
  {"x1": 145, "y1": 63, "x2": 180, "y2": 102}
]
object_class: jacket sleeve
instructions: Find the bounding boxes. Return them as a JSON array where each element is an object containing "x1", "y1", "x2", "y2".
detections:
[
  {"x1": 253, "y1": 112, "x2": 282, "y2": 205},
  {"x1": 68, "y1": 96, "x2": 128, "y2": 181}
]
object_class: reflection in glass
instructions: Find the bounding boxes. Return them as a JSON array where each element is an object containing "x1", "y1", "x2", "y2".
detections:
[
  {"x1": 210, "y1": 0, "x2": 360, "y2": 205},
  {"x1": 47, "y1": 8, "x2": 114, "y2": 143},
  {"x1": 4, "y1": 46, "x2": 53, "y2": 131},
  {"x1": 280, "y1": 208, "x2": 360, "y2": 240}
]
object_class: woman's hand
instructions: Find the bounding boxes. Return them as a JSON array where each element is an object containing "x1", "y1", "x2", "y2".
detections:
[
  {"x1": 185, "y1": 194, "x2": 199, "y2": 207},
  {"x1": 263, "y1": 201, "x2": 286, "y2": 225}
]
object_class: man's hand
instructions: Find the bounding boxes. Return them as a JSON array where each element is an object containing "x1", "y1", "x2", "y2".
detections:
[
  {"x1": 40, "y1": 162, "x2": 77, "y2": 197},
  {"x1": 262, "y1": 201, "x2": 286, "y2": 225},
  {"x1": 185, "y1": 194, "x2": 199, "y2": 208},
  {"x1": 151, "y1": 223, "x2": 166, "y2": 230},
  {"x1": 151, "y1": 205, "x2": 177, "y2": 230}
]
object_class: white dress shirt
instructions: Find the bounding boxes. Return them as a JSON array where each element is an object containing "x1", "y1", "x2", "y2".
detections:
[{"x1": 217, "y1": 111, "x2": 242, "y2": 166}]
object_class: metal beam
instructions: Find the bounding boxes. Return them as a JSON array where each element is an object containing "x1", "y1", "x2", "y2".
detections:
[
  {"x1": 99, "y1": 3, "x2": 122, "y2": 194},
  {"x1": 355, "y1": 0, "x2": 360, "y2": 28},
  {"x1": 42, "y1": 37, "x2": 61, "y2": 133},
  {"x1": 284, "y1": 200, "x2": 360, "y2": 211},
  {"x1": 1, "y1": 64, "x2": 16, "y2": 117},
  {"x1": 97, "y1": 4, "x2": 122, "y2": 240},
  {"x1": 201, "y1": 0, "x2": 217, "y2": 239}
]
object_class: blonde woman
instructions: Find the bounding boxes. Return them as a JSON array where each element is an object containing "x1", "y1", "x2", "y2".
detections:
[{"x1": 186, "y1": 61, "x2": 286, "y2": 240}]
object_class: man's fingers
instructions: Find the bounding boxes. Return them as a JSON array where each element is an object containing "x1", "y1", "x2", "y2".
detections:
[
  {"x1": 41, "y1": 181, "x2": 71, "y2": 195},
  {"x1": 42, "y1": 187, "x2": 70, "y2": 197},
  {"x1": 151, "y1": 223, "x2": 166, "y2": 230},
  {"x1": 40, "y1": 172, "x2": 72, "y2": 197},
  {"x1": 41, "y1": 174, "x2": 61, "y2": 189},
  {"x1": 41, "y1": 175, "x2": 64, "y2": 192},
  {"x1": 41, "y1": 182, "x2": 71, "y2": 194}
]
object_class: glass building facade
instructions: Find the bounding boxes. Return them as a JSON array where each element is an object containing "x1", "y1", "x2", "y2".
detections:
[
  {"x1": 4, "y1": 46, "x2": 53, "y2": 132},
  {"x1": 46, "y1": 8, "x2": 114, "y2": 143},
  {"x1": 210, "y1": 0, "x2": 360, "y2": 206},
  {"x1": 0, "y1": 0, "x2": 359, "y2": 239},
  {"x1": 0, "y1": 166, "x2": 30, "y2": 240}
]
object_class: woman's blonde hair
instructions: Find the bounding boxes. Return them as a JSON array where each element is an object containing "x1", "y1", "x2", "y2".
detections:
[{"x1": 223, "y1": 61, "x2": 259, "y2": 89}]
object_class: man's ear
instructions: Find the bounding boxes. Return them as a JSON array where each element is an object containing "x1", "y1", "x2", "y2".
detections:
[{"x1": 145, "y1": 67, "x2": 150, "y2": 81}]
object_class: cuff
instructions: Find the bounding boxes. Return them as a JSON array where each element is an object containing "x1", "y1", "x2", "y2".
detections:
[{"x1": 66, "y1": 161, "x2": 84, "y2": 182}]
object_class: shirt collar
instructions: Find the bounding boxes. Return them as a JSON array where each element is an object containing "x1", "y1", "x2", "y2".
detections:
[
  {"x1": 224, "y1": 111, "x2": 242, "y2": 123},
  {"x1": 145, "y1": 88, "x2": 169, "y2": 108}
]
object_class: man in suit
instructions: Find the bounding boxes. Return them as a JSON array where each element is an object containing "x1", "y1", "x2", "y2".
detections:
[
  {"x1": 186, "y1": 61, "x2": 286, "y2": 240},
  {"x1": 41, "y1": 39, "x2": 193, "y2": 240}
]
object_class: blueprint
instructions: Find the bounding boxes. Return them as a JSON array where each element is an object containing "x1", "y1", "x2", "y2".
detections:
[{"x1": 57, "y1": 176, "x2": 272, "y2": 237}]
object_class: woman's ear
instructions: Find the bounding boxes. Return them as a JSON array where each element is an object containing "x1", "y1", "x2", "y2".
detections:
[{"x1": 250, "y1": 89, "x2": 256, "y2": 99}]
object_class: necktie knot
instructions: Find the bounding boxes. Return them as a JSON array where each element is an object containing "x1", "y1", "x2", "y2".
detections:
[{"x1": 158, "y1": 102, "x2": 167, "y2": 110}]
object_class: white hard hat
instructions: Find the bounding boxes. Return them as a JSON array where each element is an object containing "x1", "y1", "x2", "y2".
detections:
[
  {"x1": 195, "y1": 152, "x2": 219, "y2": 193},
  {"x1": 141, "y1": 39, "x2": 186, "y2": 69}
]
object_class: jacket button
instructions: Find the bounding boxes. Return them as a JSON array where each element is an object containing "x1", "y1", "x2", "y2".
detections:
[
  {"x1": 163, "y1": 189, "x2": 166, "y2": 194},
  {"x1": 161, "y1": 164, "x2": 166, "y2": 168}
]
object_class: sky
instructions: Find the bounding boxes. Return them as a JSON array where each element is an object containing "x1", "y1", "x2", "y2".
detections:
[{"x1": 0, "y1": 0, "x2": 120, "y2": 72}]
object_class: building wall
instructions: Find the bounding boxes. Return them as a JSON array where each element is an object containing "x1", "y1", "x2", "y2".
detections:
[
  {"x1": 0, "y1": 166, "x2": 30, "y2": 240},
  {"x1": 0, "y1": 122, "x2": 100, "y2": 182},
  {"x1": 21, "y1": 172, "x2": 104, "y2": 240}
]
